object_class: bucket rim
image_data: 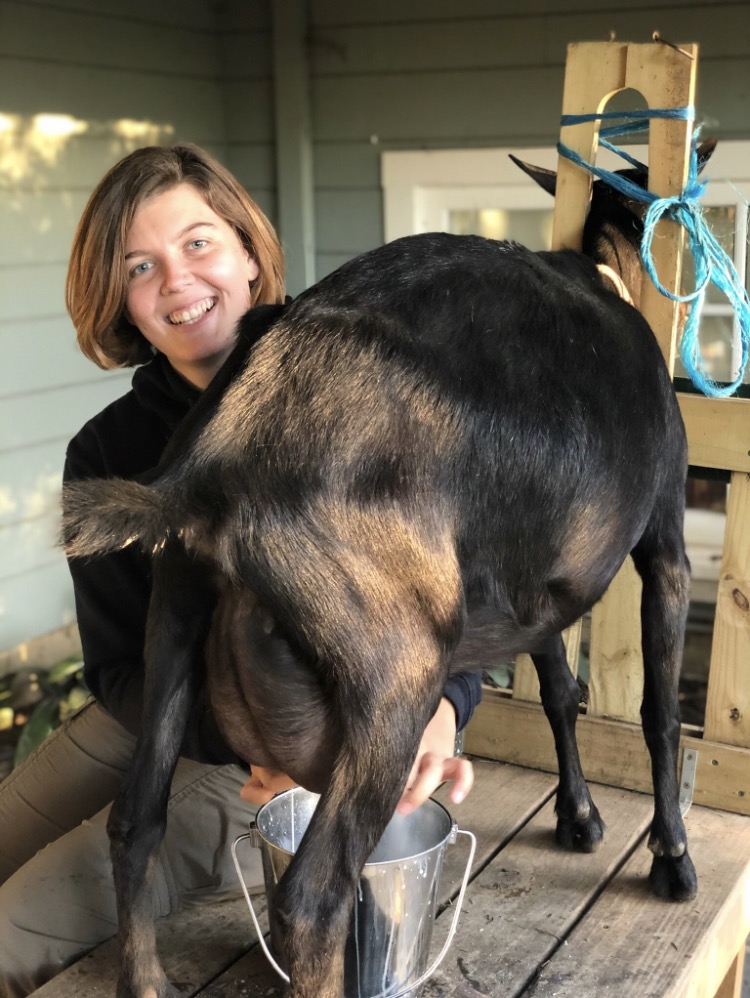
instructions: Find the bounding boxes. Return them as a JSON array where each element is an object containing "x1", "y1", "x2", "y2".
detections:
[{"x1": 252, "y1": 787, "x2": 455, "y2": 867}]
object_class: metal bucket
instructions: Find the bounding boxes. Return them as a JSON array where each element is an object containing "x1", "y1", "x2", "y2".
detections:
[{"x1": 232, "y1": 787, "x2": 476, "y2": 998}]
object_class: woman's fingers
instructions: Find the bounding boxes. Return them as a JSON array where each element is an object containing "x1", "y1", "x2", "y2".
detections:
[
  {"x1": 240, "y1": 768, "x2": 298, "y2": 806},
  {"x1": 397, "y1": 754, "x2": 474, "y2": 816}
]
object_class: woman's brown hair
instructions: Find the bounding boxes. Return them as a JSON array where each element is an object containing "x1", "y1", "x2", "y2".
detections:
[{"x1": 66, "y1": 144, "x2": 285, "y2": 368}]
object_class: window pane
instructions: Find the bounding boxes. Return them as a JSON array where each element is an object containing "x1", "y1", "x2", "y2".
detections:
[
  {"x1": 448, "y1": 208, "x2": 553, "y2": 251},
  {"x1": 681, "y1": 205, "x2": 736, "y2": 305},
  {"x1": 675, "y1": 314, "x2": 738, "y2": 383}
]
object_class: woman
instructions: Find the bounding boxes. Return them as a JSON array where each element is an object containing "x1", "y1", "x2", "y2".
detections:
[{"x1": 0, "y1": 143, "x2": 480, "y2": 997}]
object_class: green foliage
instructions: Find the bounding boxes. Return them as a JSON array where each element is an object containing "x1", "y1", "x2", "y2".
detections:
[{"x1": 0, "y1": 657, "x2": 89, "y2": 772}]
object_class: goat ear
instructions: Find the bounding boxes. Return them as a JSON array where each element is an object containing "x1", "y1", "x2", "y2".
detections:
[
  {"x1": 696, "y1": 137, "x2": 718, "y2": 173},
  {"x1": 509, "y1": 154, "x2": 556, "y2": 196}
]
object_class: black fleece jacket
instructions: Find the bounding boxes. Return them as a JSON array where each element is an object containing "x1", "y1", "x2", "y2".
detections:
[{"x1": 64, "y1": 305, "x2": 482, "y2": 765}]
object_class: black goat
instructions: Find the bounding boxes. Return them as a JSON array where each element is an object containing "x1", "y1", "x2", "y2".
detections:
[{"x1": 61, "y1": 145, "x2": 713, "y2": 998}]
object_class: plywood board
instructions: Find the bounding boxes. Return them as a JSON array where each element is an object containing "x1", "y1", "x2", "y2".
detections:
[{"x1": 465, "y1": 690, "x2": 750, "y2": 815}]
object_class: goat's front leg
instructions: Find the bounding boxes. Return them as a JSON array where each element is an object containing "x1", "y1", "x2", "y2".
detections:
[
  {"x1": 109, "y1": 541, "x2": 216, "y2": 998},
  {"x1": 532, "y1": 634, "x2": 605, "y2": 852},
  {"x1": 632, "y1": 518, "x2": 697, "y2": 901}
]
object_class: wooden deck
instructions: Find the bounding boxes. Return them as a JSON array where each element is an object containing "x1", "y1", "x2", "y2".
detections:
[{"x1": 31, "y1": 757, "x2": 750, "y2": 998}]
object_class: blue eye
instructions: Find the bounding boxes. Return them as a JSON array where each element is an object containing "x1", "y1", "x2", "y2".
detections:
[
  {"x1": 190, "y1": 239, "x2": 208, "y2": 249},
  {"x1": 130, "y1": 261, "x2": 152, "y2": 277}
]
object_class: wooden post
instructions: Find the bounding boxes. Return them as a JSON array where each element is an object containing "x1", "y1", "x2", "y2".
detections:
[{"x1": 704, "y1": 471, "x2": 750, "y2": 748}]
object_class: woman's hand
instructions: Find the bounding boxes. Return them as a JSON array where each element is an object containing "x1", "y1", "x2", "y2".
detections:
[
  {"x1": 240, "y1": 766, "x2": 298, "y2": 806},
  {"x1": 397, "y1": 697, "x2": 474, "y2": 816},
  {"x1": 239, "y1": 698, "x2": 475, "y2": 815}
]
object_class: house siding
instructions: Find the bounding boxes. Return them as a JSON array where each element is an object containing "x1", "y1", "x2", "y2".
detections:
[
  {"x1": 2, "y1": 0, "x2": 748, "y2": 665},
  {"x1": 0, "y1": 0, "x2": 226, "y2": 657},
  {"x1": 307, "y1": 0, "x2": 750, "y2": 277}
]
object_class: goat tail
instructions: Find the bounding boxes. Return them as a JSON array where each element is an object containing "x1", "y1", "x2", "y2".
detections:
[{"x1": 60, "y1": 478, "x2": 170, "y2": 558}]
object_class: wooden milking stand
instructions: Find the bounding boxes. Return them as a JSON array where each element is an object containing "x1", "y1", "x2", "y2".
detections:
[{"x1": 464, "y1": 40, "x2": 750, "y2": 996}]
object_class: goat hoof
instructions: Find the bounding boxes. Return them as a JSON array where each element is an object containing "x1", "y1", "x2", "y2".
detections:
[
  {"x1": 555, "y1": 806, "x2": 605, "y2": 853},
  {"x1": 648, "y1": 852, "x2": 698, "y2": 901}
]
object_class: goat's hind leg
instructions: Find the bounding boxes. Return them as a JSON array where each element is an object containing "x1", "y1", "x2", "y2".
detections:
[
  {"x1": 274, "y1": 644, "x2": 449, "y2": 998},
  {"x1": 109, "y1": 540, "x2": 216, "y2": 998},
  {"x1": 632, "y1": 508, "x2": 697, "y2": 901},
  {"x1": 532, "y1": 634, "x2": 605, "y2": 852},
  {"x1": 268, "y1": 570, "x2": 461, "y2": 996}
]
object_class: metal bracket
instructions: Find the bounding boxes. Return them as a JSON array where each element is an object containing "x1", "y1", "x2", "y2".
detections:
[{"x1": 679, "y1": 747, "x2": 699, "y2": 817}]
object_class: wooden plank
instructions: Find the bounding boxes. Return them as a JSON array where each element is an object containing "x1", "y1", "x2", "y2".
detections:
[
  {"x1": 312, "y1": 65, "x2": 566, "y2": 143},
  {"x1": 308, "y1": 9, "x2": 750, "y2": 77},
  {"x1": 529, "y1": 804, "x2": 750, "y2": 998},
  {"x1": 588, "y1": 556, "x2": 643, "y2": 723},
  {"x1": 512, "y1": 654, "x2": 541, "y2": 703},
  {"x1": 546, "y1": 40, "x2": 692, "y2": 725},
  {"x1": 0, "y1": 513, "x2": 62, "y2": 578},
  {"x1": 704, "y1": 470, "x2": 750, "y2": 747},
  {"x1": 0, "y1": 317, "x2": 98, "y2": 398},
  {"x1": 714, "y1": 951, "x2": 745, "y2": 998},
  {"x1": 30, "y1": 895, "x2": 266, "y2": 998},
  {"x1": 679, "y1": 394, "x2": 750, "y2": 475},
  {"x1": 432, "y1": 760, "x2": 558, "y2": 895},
  {"x1": 420, "y1": 784, "x2": 655, "y2": 997},
  {"x1": 552, "y1": 40, "x2": 627, "y2": 253},
  {"x1": 0, "y1": 264, "x2": 68, "y2": 322},
  {"x1": 0, "y1": 190, "x2": 90, "y2": 267},
  {"x1": 512, "y1": 620, "x2": 582, "y2": 705},
  {"x1": 624, "y1": 42, "x2": 697, "y2": 375},
  {"x1": 0, "y1": 58, "x2": 224, "y2": 138},
  {"x1": 464, "y1": 690, "x2": 750, "y2": 816},
  {"x1": 10, "y1": 0, "x2": 218, "y2": 29},
  {"x1": 314, "y1": 189, "x2": 384, "y2": 256},
  {"x1": 37, "y1": 763, "x2": 556, "y2": 998}
]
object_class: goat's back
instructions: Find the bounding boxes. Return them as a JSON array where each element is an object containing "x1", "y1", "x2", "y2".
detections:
[{"x1": 177, "y1": 234, "x2": 685, "y2": 625}]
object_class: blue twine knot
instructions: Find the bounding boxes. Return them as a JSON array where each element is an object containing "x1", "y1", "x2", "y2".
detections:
[{"x1": 558, "y1": 108, "x2": 750, "y2": 398}]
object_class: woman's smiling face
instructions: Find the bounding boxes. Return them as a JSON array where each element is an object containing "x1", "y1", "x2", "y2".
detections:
[{"x1": 124, "y1": 183, "x2": 260, "y2": 388}]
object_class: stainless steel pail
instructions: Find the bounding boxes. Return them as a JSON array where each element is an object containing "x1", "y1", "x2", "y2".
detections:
[{"x1": 232, "y1": 787, "x2": 475, "y2": 998}]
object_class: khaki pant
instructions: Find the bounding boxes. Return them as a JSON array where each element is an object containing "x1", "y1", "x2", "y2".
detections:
[{"x1": 0, "y1": 700, "x2": 261, "y2": 997}]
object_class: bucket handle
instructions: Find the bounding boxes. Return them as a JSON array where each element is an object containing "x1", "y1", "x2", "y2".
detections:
[
  {"x1": 231, "y1": 830, "x2": 289, "y2": 983},
  {"x1": 231, "y1": 823, "x2": 477, "y2": 997}
]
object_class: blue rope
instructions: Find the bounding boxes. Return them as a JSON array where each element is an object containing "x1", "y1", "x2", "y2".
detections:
[{"x1": 557, "y1": 108, "x2": 750, "y2": 398}]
